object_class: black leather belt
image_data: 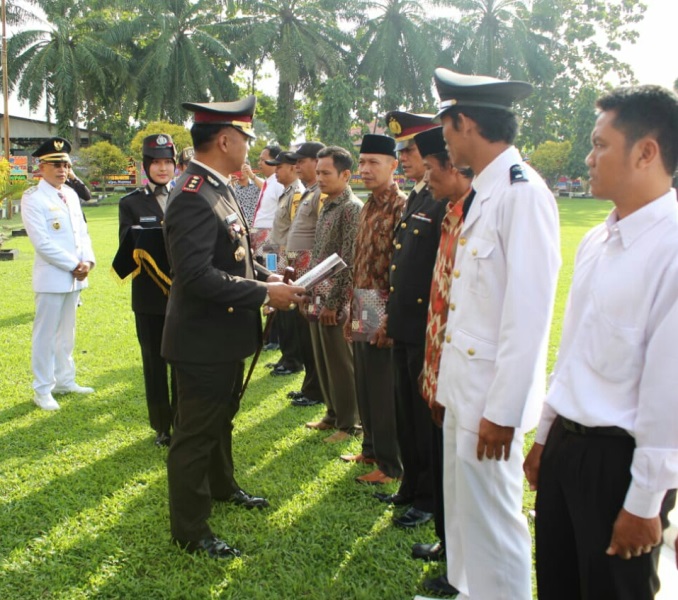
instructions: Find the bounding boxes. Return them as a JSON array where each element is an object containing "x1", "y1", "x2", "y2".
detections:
[{"x1": 560, "y1": 416, "x2": 631, "y2": 438}]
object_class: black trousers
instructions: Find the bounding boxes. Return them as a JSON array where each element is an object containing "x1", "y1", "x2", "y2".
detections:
[
  {"x1": 276, "y1": 309, "x2": 303, "y2": 371},
  {"x1": 353, "y1": 342, "x2": 401, "y2": 478},
  {"x1": 295, "y1": 309, "x2": 323, "y2": 402},
  {"x1": 536, "y1": 416, "x2": 676, "y2": 600},
  {"x1": 392, "y1": 341, "x2": 434, "y2": 512},
  {"x1": 167, "y1": 360, "x2": 244, "y2": 541},
  {"x1": 134, "y1": 312, "x2": 176, "y2": 434}
]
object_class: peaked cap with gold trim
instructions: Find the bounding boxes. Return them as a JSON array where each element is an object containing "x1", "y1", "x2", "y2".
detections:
[
  {"x1": 384, "y1": 111, "x2": 436, "y2": 151},
  {"x1": 183, "y1": 96, "x2": 257, "y2": 139},
  {"x1": 32, "y1": 137, "x2": 72, "y2": 164},
  {"x1": 433, "y1": 68, "x2": 532, "y2": 122}
]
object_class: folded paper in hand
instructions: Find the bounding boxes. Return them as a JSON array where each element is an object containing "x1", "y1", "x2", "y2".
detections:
[{"x1": 294, "y1": 253, "x2": 347, "y2": 291}]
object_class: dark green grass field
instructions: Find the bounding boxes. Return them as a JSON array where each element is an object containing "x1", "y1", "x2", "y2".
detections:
[{"x1": 0, "y1": 198, "x2": 611, "y2": 599}]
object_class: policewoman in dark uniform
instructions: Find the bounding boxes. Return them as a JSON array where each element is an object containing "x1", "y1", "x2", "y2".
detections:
[
  {"x1": 117, "y1": 134, "x2": 178, "y2": 447},
  {"x1": 161, "y1": 97, "x2": 306, "y2": 558},
  {"x1": 383, "y1": 111, "x2": 446, "y2": 529}
]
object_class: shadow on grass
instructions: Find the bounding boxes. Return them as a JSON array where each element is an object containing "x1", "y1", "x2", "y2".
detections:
[{"x1": 0, "y1": 311, "x2": 34, "y2": 329}]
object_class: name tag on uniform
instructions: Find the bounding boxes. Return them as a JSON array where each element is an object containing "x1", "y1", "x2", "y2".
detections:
[
  {"x1": 139, "y1": 216, "x2": 157, "y2": 223},
  {"x1": 411, "y1": 213, "x2": 432, "y2": 223}
]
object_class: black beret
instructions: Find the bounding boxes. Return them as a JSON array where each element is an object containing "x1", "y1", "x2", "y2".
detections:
[
  {"x1": 183, "y1": 95, "x2": 257, "y2": 139},
  {"x1": 359, "y1": 134, "x2": 396, "y2": 158},
  {"x1": 433, "y1": 68, "x2": 533, "y2": 121}
]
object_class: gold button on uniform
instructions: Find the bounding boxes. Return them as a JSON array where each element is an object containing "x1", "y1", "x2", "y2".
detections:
[
  {"x1": 459, "y1": 237, "x2": 467, "y2": 246},
  {"x1": 445, "y1": 334, "x2": 452, "y2": 343},
  {"x1": 450, "y1": 302, "x2": 456, "y2": 311},
  {"x1": 417, "y1": 298, "x2": 423, "y2": 304},
  {"x1": 468, "y1": 348, "x2": 476, "y2": 356},
  {"x1": 453, "y1": 269, "x2": 460, "y2": 278},
  {"x1": 391, "y1": 265, "x2": 396, "y2": 271},
  {"x1": 396, "y1": 243, "x2": 402, "y2": 250},
  {"x1": 401, "y1": 222, "x2": 407, "y2": 229},
  {"x1": 472, "y1": 248, "x2": 478, "y2": 256},
  {"x1": 390, "y1": 286, "x2": 395, "y2": 292},
  {"x1": 228, "y1": 307, "x2": 234, "y2": 313},
  {"x1": 413, "y1": 229, "x2": 419, "y2": 235}
]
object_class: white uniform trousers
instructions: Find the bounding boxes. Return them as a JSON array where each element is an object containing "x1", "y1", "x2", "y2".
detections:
[
  {"x1": 32, "y1": 291, "x2": 80, "y2": 395},
  {"x1": 443, "y1": 411, "x2": 532, "y2": 600}
]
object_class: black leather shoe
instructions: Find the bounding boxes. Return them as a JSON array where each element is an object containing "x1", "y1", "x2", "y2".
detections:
[
  {"x1": 173, "y1": 535, "x2": 241, "y2": 559},
  {"x1": 228, "y1": 489, "x2": 270, "y2": 509},
  {"x1": 412, "y1": 541, "x2": 445, "y2": 561},
  {"x1": 287, "y1": 390, "x2": 304, "y2": 399},
  {"x1": 270, "y1": 365, "x2": 302, "y2": 376},
  {"x1": 393, "y1": 507, "x2": 433, "y2": 528},
  {"x1": 373, "y1": 492, "x2": 413, "y2": 506},
  {"x1": 422, "y1": 574, "x2": 459, "y2": 597},
  {"x1": 291, "y1": 396, "x2": 322, "y2": 407},
  {"x1": 154, "y1": 432, "x2": 171, "y2": 447}
]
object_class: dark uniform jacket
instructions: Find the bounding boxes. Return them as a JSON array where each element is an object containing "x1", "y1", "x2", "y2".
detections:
[
  {"x1": 386, "y1": 182, "x2": 446, "y2": 345},
  {"x1": 161, "y1": 161, "x2": 270, "y2": 365},
  {"x1": 118, "y1": 186, "x2": 170, "y2": 315}
]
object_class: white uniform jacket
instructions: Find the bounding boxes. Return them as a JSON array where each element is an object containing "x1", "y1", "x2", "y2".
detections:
[
  {"x1": 21, "y1": 179, "x2": 96, "y2": 293},
  {"x1": 436, "y1": 146, "x2": 561, "y2": 433}
]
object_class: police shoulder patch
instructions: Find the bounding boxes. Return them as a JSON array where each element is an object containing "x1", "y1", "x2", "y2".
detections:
[
  {"x1": 510, "y1": 164, "x2": 528, "y2": 184},
  {"x1": 183, "y1": 175, "x2": 204, "y2": 193}
]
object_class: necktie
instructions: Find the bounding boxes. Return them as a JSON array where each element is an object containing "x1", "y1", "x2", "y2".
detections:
[
  {"x1": 155, "y1": 186, "x2": 168, "y2": 213},
  {"x1": 57, "y1": 191, "x2": 68, "y2": 205},
  {"x1": 462, "y1": 188, "x2": 476, "y2": 221},
  {"x1": 251, "y1": 179, "x2": 267, "y2": 226}
]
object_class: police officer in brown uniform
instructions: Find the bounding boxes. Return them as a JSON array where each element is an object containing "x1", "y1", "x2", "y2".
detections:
[
  {"x1": 162, "y1": 97, "x2": 306, "y2": 558},
  {"x1": 117, "y1": 134, "x2": 178, "y2": 447},
  {"x1": 381, "y1": 111, "x2": 445, "y2": 530}
]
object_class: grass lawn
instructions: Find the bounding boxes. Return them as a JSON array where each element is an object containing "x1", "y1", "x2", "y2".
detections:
[{"x1": 0, "y1": 198, "x2": 612, "y2": 599}]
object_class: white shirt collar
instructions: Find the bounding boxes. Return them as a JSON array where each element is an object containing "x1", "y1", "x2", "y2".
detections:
[{"x1": 472, "y1": 146, "x2": 522, "y2": 197}]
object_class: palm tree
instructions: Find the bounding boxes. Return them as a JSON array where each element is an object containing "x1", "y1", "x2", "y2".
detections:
[
  {"x1": 103, "y1": 0, "x2": 239, "y2": 124},
  {"x1": 6, "y1": 2, "x2": 126, "y2": 146},
  {"x1": 223, "y1": 0, "x2": 352, "y2": 146}
]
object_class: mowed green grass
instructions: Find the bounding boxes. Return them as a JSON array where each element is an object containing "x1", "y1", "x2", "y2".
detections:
[{"x1": 0, "y1": 198, "x2": 611, "y2": 600}]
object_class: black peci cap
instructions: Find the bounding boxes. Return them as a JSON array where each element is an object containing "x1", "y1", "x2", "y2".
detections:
[
  {"x1": 32, "y1": 137, "x2": 72, "y2": 163},
  {"x1": 289, "y1": 141, "x2": 325, "y2": 160},
  {"x1": 142, "y1": 134, "x2": 177, "y2": 161},
  {"x1": 433, "y1": 68, "x2": 533, "y2": 121},
  {"x1": 384, "y1": 111, "x2": 436, "y2": 151},
  {"x1": 359, "y1": 134, "x2": 397, "y2": 158},
  {"x1": 183, "y1": 96, "x2": 257, "y2": 139},
  {"x1": 414, "y1": 127, "x2": 447, "y2": 158}
]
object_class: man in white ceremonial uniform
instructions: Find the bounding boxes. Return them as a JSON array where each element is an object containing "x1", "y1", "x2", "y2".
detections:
[
  {"x1": 426, "y1": 69, "x2": 561, "y2": 600},
  {"x1": 524, "y1": 85, "x2": 678, "y2": 600},
  {"x1": 21, "y1": 137, "x2": 96, "y2": 411}
]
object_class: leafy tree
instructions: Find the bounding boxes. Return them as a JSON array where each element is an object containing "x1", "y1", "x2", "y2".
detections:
[
  {"x1": 530, "y1": 140, "x2": 571, "y2": 187},
  {"x1": 565, "y1": 85, "x2": 600, "y2": 179},
  {"x1": 104, "y1": 0, "x2": 239, "y2": 124},
  {"x1": 224, "y1": 0, "x2": 351, "y2": 146},
  {"x1": 80, "y1": 141, "x2": 128, "y2": 191},
  {"x1": 318, "y1": 76, "x2": 354, "y2": 152},
  {"x1": 130, "y1": 122, "x2": 192, "y2": 158}
]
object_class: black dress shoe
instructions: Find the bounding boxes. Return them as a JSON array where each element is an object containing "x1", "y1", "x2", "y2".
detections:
[
  {"x1": 173, "y1": 535, "x2": 241, "y2": 559},
  {"x1": 270, "y1": 365, "x2": 302, "y2": 376},
  {"x1": 287, "y1": 390, "x2": 304, "y2": 399},
  {"x1": 422, "y1": 574, "x2": 460, "y2": 597},
  {"x1": 291, "y1": 396, "x2": 322, "y2": 407},
  {"x1": 373, "y1": 492, "x2": 413, "y2": 506},
  {"x1": 393, "y1": 507, "x2": 434, "y2": 528},
  {"x1": 412, "y1": 541, "x2": 445, "y2": 561},
  {"x1": 228, "y1": 489, "x2": 270, "y2": 509},
  {"x1": 154, "y1": 432, "x2": 171, "y2": 447}
]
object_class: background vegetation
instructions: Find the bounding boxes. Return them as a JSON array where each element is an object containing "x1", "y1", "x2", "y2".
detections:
[
  {"x1": 0, "y1": 0, "x2": 656, "y2": 184},
  {"x1": 0, "y1": 198, "x2": 611, "y2": 599}
]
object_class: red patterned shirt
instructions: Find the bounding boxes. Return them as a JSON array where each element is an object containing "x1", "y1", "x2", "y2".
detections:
[{"x1": 421, "y1": 193, "x2": 467, "y2": 404}]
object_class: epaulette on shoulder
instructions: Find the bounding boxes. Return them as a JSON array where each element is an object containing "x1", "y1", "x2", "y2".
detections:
[
  {"x1": 23, "y1": 185, "x2": 39, "y2": 196},
  {"x1": 182, "y1": 175, "x2": 204, "y2": 193},
  {"x1": 510, "y1": 164, "x2": 529, "y2": 184},
  {"x1": 120, "y1": 187, "x2": 143, "y2": 201}
]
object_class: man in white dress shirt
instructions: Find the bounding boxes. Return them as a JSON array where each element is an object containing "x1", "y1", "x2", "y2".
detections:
[
  {"x1": 21, "y1": 137, "x2": 96, "y2": 411},
  {"x1": 524, "y1": 85, "x2": 678, "y2": 599},
  {"x1": 427, "y1": 69, "x2": 561, "y2": 600}
]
